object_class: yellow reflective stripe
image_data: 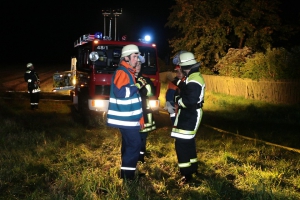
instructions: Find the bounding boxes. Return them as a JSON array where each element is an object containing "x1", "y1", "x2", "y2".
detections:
[
  {"x1": 171, "y1": 132, "x2": 195, "y2": 139},
  {"x1": 190, "y1": 158, "x2": 198, "y2": 163},
  {"x1": 172, "y1": 128, "x2": 196, "y2": 135},
  {"x1": 178, "y1": 98, "x2": 186, "y2": 108},
  {"x1": 145, "y1": 84, "x2": 153, "y2": 96},
  {"x1": 178, "y1": 162, "x2": 191, "y2": 168}
]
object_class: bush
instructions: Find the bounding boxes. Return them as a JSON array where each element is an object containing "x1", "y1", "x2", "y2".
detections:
[{"x1": 213, "y1": 46, "x2": 300, "y2": 80}]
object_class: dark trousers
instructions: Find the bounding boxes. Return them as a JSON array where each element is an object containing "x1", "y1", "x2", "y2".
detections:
[
  {"x1": 139, "y1": 132, "x2": 148, "y2": 162},
  {"x1": 120, "y1": 128, "x2": 141, "y2": 180},
  {"x1": 175, "y1": 138, "x2": 198, "y2": 176},
  {"x1": 29, "y1": 91, "x2": 40, "y2": 109}
]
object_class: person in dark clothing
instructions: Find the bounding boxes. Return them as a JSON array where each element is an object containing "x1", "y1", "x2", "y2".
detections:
[
  {"x1": 24, "y1": 63, "x2": 40, "y2": 110},
  {"x1": 135, "y1": 55, "x2": 156, "y2": 163},
  {"x1": 171, "y1": 52, "x2": 206, "y2": 184}
]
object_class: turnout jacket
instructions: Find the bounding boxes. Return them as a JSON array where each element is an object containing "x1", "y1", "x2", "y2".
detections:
[
  {"x1": 107, "y1": 61, "x2": 144, "y2": 129},
  {"x1": 171, "y1": 67, "x2": 205, "y2": 139},
  {"x1": 136, "y1": 72, "x2": 156, "y2": 132},
  {"x1": 24, "y1": 69, "x2": 40, "y2": 93}
]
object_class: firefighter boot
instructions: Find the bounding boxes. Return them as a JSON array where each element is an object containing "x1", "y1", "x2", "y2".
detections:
[
  {"x1": 35, "y1": 105, "x2": 39, "y2": 109},
  {"x1": 31, "y1": 105, "x2": 35, "y2": 110}
]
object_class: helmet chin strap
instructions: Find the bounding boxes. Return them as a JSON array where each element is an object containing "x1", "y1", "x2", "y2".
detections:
[{"x1": 182, "y1": 63, "x2": 200, "y2": 76}]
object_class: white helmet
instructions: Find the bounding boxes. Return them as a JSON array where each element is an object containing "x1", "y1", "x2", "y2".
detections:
[
  {"x1": 121, "y1": 44, "x2": 140, "y2": 57},
  {"x1": 179, "y1": 52, "x2": 197, "y2": 67},
  {"x1": 27, "y1": 63, "x2": 33, "y2": 68},
  {"x1": 138, "y1": 55, "x2": 145, "y2": 63}
]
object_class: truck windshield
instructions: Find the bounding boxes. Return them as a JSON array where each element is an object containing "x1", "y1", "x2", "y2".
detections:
[{"x1": 94, "y1": 45, "x2": 158, "y2": 75}]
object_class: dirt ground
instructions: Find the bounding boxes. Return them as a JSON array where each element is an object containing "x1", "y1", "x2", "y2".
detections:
[{"x1": 0, "y1": 63, "x2": 70, "y2": 92}]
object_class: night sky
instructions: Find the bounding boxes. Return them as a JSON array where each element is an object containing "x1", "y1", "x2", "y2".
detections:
[
  {"x1": 1, "y1": 0, "x2": 175, "y2": 65},
  {"x1": 1, "y1": 0, "x2": 299, "y2": 66}
]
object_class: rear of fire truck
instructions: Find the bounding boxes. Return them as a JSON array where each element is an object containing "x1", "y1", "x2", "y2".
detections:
[{"x1": 53, "y1": 31, "x2": 161, "y2": 114}]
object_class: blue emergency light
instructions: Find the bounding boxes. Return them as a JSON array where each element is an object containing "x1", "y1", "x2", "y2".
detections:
[{"x1": 94, "y1": 32, "x2": 103, "y2": 39}]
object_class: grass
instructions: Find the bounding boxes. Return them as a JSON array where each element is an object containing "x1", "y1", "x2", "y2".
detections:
[{"x1": 0, "y1": 89, "x2": 300, "y2": 199}]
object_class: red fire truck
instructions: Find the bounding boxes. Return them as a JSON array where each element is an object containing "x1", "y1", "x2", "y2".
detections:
[{"x1": 53, "y1": 31, "x2": 160, "y2": 113}]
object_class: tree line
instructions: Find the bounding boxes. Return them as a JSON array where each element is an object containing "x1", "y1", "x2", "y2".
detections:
[{"x1": 165, "y1": 0, "x2": 300, "y2": 80}]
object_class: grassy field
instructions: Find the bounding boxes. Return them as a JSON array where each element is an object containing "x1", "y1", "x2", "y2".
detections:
[
  {"x1": 0, "y1": 65, "x2": 300, "y2": 200},
  {"x1": 0, "y1": 64, "x2": 300, "y2": 199}
]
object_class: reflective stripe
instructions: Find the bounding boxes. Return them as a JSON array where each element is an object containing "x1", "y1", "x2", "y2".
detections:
[
  {"x1": 178, "y1": 162, "x2": 191, "y2": 168},
  {"x1": 107, "y1": 118, "x2": 140, "y2": 127},
  {"x1": 170, "y1": 113, "x2": 176, "y2": 117},
  {"x1": 171, "y1": 132, "x2": 195, "y2": 139},
  {"x1": 140, "y1": 113, "x2": 156, "y2": 132},
  {"x1": 140, "y1": 151, "x2": 145, "y2": 155},
  {"x1": 190, "y1": 158, "x2": 198, "y2": 163},
  {"x1": 107, "y1": 108, "x2": 143, "y2": 116},
  {"x1": 125, "y1": 87, "x2": 130, "y2": 98},
  {"x1": 172, "y1": 128, "x2": 196, "y2": 135},
  {"x1": 121, "y1": 167, "x2": 136, "y2": 170},
  {"x1": 178, "y1": 98, "x2": 186, "y2": 108},
  {"x1": 32, "y1": 88, "x2": 41, "y2": 93},
  {"x1": 28, "y1": 79, "x2": 32, "y2": 82},
  {"x1": 109, "y1": 97, "x2": 141, "y2": 105}
]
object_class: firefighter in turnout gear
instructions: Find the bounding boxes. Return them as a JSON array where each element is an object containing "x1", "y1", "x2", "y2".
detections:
[
  {"x1": 135, "y1": 55, "x2": 156, "y2": 163},
  {"x1": 24, "y1": 63, "x2": 41, "y2": 110},
  {"x1": 106, "y1": 44, "x2": 145, "y2": 180},
  {"x1": 171, "y1": 52, "x2": 206, "y2": 184}
]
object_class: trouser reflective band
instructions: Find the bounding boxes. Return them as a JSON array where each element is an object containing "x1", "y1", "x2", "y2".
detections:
[
  {"x1": 121, "y1": 167, "x2": 136, "y2": 170},
  {"x1": 170, "y1": 113, "x2": 176, "y2": 117},
  {"x1": 178, "y1": 162, "x2": 191, "y2": 168},
  {"x1": 190, "y1": 158, "x2": 198, "y2": 163}
]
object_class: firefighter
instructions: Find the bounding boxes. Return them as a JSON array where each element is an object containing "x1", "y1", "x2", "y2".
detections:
[
  {"x1": 135, "y1": 55, "x2": 156, "y2": 163},
  {"x1": 24, "y1": 63, "x2": 41, "y2": 110},
  {"x1": 164, "y1": 65, "x2": 184, "y2": 124},
  {"x1": 171, "y1": 51, "x2": 206, "y2": 184},
  {"x1": 107, "y1": 44, "x2": 147, "y2": 180}
]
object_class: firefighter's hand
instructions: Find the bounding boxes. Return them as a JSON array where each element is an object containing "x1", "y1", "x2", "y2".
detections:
[
  {"x1": 164, "y1": 101, "x2": 175, "y2": 114},
  {"x1": 135, "y1": 77, "x2": 147, "y2": 89},
  {"x1": 172, "y1": 77, "x2": 186, "y2": 89}
]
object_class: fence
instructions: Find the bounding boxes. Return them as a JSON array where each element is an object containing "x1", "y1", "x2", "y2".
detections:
[{"x1": 160, "y1": 72, "x2": 300, "y2": 105}]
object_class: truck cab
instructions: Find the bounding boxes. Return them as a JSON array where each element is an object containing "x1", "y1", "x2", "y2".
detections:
[{"x1": 53, "y1": 33, "x2": 160, "y2": 113}]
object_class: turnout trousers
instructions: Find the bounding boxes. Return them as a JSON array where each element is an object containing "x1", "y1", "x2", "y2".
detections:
[
  {"x1": 139, "y1": 132, "x2": 148, "y2": 162},
  {"x1": 29, "y1": 90, "x2": 40, "y2": 109},
  {"x1": 175, "y1": 137, "x2": 198, "y2": 176},
  {"x1": 120, "y1": 128, "x2": 141, "y2": 180}
]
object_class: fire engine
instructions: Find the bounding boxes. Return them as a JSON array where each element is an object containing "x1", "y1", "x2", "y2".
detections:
[{"x1": 53, "y1": 11, "x2": 160, "y2": 114}]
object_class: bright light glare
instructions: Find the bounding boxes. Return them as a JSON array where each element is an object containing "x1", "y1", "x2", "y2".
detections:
[
  {"x1": 149, "y1": 100, "x2": 159, "y2": 109},
  {"x1": 94, "y1": 100, "x2": 104, "y2": 107},
  {"x1": 144, "y1": 35, "x2": 151, "y2": 42}
]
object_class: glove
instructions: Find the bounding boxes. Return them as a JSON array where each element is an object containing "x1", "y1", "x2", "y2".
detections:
[
  {"x1": 164, "y1": 101, "x2": 175, "y2": 114},
  {"x1": 172, "y1": 76, "x2": 186, "y2": 90},
  {"x1": 135, "y1": 77, "x2": 147, "y2": 89}
]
